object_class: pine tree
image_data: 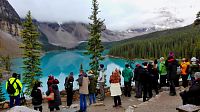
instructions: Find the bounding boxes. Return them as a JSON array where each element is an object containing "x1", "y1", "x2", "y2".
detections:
[
  {"x1": 85, "y1": 0, "x2": 105, "y2": 76},
  {"x1": 0, "y1": 82, "x2": 5, "y2": 102},
  {"x1": 80, "y1": 63, "x2": 83, "y2": 71},
  {"x1": 0, "y1": 71, "x2": 5, "y2": 102},
  {"x1": 0, "y1": 56, "x2": 12, "y2": 71},
  {"x1": 20, "y1": 11, "x2": 42, "y2": 95},
  {"x1": 194, "y1": 11, "x2": 200, "y2": 26}
]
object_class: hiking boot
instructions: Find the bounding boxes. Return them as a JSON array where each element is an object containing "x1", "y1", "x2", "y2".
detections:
[{"x1": 113, "y1": 105, "x2": 118, "y2": 107}]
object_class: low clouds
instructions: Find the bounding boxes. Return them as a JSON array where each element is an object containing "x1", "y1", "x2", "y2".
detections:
[{"x1": 8, "y1": 0, "x2": 200, "y2": 30}]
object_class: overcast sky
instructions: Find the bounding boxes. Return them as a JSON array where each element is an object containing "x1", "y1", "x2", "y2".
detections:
[{"x1": 8, "y1": 0, "x2": 200, "y2": 30}]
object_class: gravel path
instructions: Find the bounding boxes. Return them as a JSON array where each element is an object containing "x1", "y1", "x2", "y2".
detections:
[
  {"x1": 1, "y1": 88, "x2": 184, "y2": 112},
  {"x1": 134, "y1": 90, "x2": 182, "y2": 112}
]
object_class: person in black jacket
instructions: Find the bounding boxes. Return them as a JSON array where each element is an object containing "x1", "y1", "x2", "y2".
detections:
[
  {"x1": 151, "y1": 60, "x2": 159, "y2": 95},
  {"x1": 134, "y1": 64, "x2": 143, "y2": 98},
  {"x1": 141, "y1": 62, "x2": 152, "y2": 102},
  {"x1": 46, "y1": 78, "x2": 61, "y2": 112},
  {"x1": 31, "y1": 81, "x2": 43, "y2": 112},
  {"x1": 64, "y1": 72, "x2": 74, "y2": 107},
  {"x1": 165, "y1": 52, "x2": 179, "y2": 96},
  {"x1": 180, "y1": 72, "x2": 200, "y2": 105}
]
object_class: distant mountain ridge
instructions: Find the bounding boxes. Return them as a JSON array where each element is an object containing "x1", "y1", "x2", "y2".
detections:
[{"x1": 1, "y1": 0, "x2": 196, "y2": 57}]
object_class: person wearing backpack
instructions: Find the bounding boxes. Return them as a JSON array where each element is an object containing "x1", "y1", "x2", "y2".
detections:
[
  {"x1": 6, "y1": 73, "x2": 23, "y2": 108},
  {"x1": 31, "y1": 81, "x2": 43, "y2": 112},
  {"x1": 64, "y1": 72, "x2": 74, "y2": 107}
]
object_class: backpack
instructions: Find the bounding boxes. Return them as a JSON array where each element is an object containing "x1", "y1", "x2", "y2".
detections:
[
  {"x1": 77, "y1": 76, "x2": 83, "y2": 86},
  {"x1": 7, "y1": 78, "x2": 17, "y2": 94}
]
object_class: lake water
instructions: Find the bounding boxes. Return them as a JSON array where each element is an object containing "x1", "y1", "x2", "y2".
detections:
[{"x1": 2, "y1": 50, "x2": 144, "y2": 100}]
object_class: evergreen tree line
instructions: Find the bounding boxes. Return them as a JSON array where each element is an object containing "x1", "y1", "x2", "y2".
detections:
[{"x1": 109, "y1": 25, "x2": 200, "y2": 59}]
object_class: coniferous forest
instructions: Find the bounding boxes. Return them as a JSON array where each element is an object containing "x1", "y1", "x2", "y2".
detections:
[{"x1": 109, "y1": 25, "x2": 200, "y2": 59}]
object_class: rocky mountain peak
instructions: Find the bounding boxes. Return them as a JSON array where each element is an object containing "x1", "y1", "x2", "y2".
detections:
[
  {"x1": 0, "y1": 0, "x2": 20, "y2": 23},
  {"x1": 0, "y1": 0, "x2": 21, "y2": 36}
]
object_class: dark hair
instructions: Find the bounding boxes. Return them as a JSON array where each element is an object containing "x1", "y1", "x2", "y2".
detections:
[
  {"x1": 35, "y1": 81, "x2": 41, "y2": 87},
  {"x1": 142, "y1": 62, "x2": 148, "y2": 66},
  {"x1": 12, "y1": 73, "x2": 18, "y2": 78},
  {"x1": 154, "y1": 59, "x2": 158, "y2": 64},
  {"x1": 100, "y1": 64, "x2": 104, "y2": 68},
  {"x1": 125, "y1": 64, "x2": 130, "y2": 68}
]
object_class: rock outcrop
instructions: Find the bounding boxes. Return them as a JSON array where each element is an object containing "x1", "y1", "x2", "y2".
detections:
[{"x1": 0, "y1": 0, "x2": 21, "y2": 36}]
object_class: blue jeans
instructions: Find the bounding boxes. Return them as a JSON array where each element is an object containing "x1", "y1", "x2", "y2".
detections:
[
  {"x1": 10, "y1": 95, "x2": 20, "y2": 108},
  {"x1": 89, "y1": 93, "x2": 96, "y2": 104},
  {"x1": 80, "y1": 94, "x2": 87, "y2": 111}
]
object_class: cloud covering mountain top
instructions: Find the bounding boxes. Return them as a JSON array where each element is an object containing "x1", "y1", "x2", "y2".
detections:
[{"x1": 8, "y1": 0, "x2": 200, "y2": 30}]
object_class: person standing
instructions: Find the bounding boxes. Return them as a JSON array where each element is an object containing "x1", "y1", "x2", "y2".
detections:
[
  {"x1": 31, "y1": 81, "x2": 43, "y2": 112},
  {"x1": 133, "y1": 64, "x2": 143, "y2": 98},
  {"x1": 122, "y1": 64, "x2": 133, "y2": 97},
  {"x1": 189, "y1": 57, "x2": 200, "y2": 85},
  {"x1": 141, "y1": 62, "x2": 152, "y2": 102},
  {"x1": 159, "y1": 57, "x2": 167, "y2": 87},
  {"x1": 88, "y1": 70, "x2": 97, "y2": 105},
  {"x1": 110, "y1": 70, "x2": 122, "y2": 107},
  {"x1": 46, "y1": 78, "x2": 61, "y2": 112},
  {"x1": 165, "y1": 52, "x2": 179, "y2": 96},
  {"x1": 77, "y1": 72, "x2": 90, "y2": 112},
  {"x1": 64, "y1": 72, "x2": 74, "y2": 107},
  {"x1": 180, "y1": 58, "x2": 190, "y2": 88},
  {"x1": 6, "y1": 73, "x2": 23, "y2": 108},
  {"x1": 152, "y1": 60, "x2": 159, "y2": 94},
  {"x1": 98, "y1": 64, "x2": 106, "y2": 101}
]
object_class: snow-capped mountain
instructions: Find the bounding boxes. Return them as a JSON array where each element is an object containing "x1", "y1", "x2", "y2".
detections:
[{"x1": 125, "y1": 0, "x2": 199, "y2": 33}]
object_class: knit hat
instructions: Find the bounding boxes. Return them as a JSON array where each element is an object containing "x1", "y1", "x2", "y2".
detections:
[
  {"x1": 136, "y1": 64, "x2": 141, "y2": 67},
  {"x1": 100, "y1": 64, "x2": 104, "y2": 68},
  {"x1": 48, "y1": 75, "x2": 54, "y2": 80},
  {"x1": 169, "y1": 52, "x2": 174, "y2": 57},
  {"x1": 53, "y1": 79, "x2": 59, "y2": 84},
  {"x1": 191, "y1": 57, "x2": 197, "y2": 62}
]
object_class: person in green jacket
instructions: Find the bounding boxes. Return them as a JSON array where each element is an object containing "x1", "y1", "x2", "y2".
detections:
[
  {"x1": 122, "y1": 64, "x2": 133, "y2": 97},
  {"x1": 6, "y1": 73, "x2": 23, "y2": 108},
  {"x1": 159, "y1": 57, "x2": 167, "y2": 87},
  {"x1": 88, "y1": 70, "x2": 97, "y2": 105}
]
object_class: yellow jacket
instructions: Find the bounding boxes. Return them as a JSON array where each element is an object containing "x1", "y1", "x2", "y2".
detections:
[
  {"x1": 6, "y1": 77, "x2": 23, "y2": 96},
  {"x1": 180, "y1": 62, "x2": 189, "y2": 75}
]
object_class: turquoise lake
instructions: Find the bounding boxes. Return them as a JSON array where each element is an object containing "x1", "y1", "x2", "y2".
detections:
[{"x1": 2, "y1": 50, "x2": 144, "y2": 99}]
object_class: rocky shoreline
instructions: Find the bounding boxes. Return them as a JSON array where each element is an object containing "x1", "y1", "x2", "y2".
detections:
[{"x1": 106, "y1": 55, "x2": 152, "y2": 61}]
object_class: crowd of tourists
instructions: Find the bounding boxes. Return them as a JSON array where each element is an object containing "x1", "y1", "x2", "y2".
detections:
[{"x1": 5, "y1": 52, "x2": 200, "y2": 112}]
